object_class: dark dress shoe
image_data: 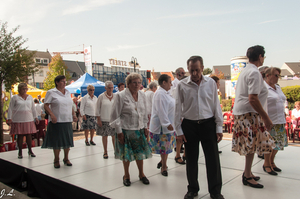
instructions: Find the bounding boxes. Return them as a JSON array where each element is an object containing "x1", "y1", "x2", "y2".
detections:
[
  {"x1": 123, "y1": 176, "x2": 131, "y2": 186},
  {"x1": 273, "y1": 166, "x2": 282, "y2": 172},
  {"x1": 85, "y1": 141, "x2": 90, "y2": 146},
  {"x1": 258, "y1": 154, "x2": 264, "y2": 159},
  {"x1": 263, "y1": 165, "x2": 277, "y2": 175},
  {"x1": 63, "y1": 159, "x2": 72, "y2": 166},
  {"x1": 157, "y1": 161, "x2": 162, "y2": 169},
  {"x1": 28, "y1": 152, "x2": 36, "y2": 157},
  {"x1": 139, "y1": 176, "x2": 150, "y2": 185},
  {"x1": 175, "y1": 157, "x2": 186, "y2": 164},
  {"x1": 184, "y1": 192, "x2": 198, "y2": 199},
  {"x1": 90, "y1": 141, "x2": 96, "y2": 145},
  {"x1": 242, "y1": 173, "x2": 263, "y2": 188},
  {"x1": 54, "y1": 161, "x2": 60, "y2": 169},
  {"x1": 210, "y1": 193, "x2": 225, "y2": 199},
  {"x1": 161, "y1": 170, "x2": 168, "y2": 176}
]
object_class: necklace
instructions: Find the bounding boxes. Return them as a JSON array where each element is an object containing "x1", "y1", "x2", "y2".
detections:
[{"x1": 105, "y1": 92, "x2": 113, "y2": 99}]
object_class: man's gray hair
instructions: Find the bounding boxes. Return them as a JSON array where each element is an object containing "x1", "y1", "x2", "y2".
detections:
[
  {"x1": 148, "y1": 81, "x2": 158, "y2": 89},
  {"x1": 105, "y1": 81, "x2": 114, "y2": 87},
  {"x1": 175, "y1": 67, "x2": 184, "y2": 75}
]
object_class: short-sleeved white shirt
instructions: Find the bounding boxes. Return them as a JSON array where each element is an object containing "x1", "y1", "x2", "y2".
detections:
[
  {"x1": 292, "y1": 108, "x2": 300, "y2": 119},
  {"x1": 233, "y1": 63, "x2": 268, "y2": 115},
  {"x1": 265, "y1": 82, "x2": 286, "y2": 124},
  {"x1": 45, "y1": 88, "x2": 73, "y2": 123},
  {"x1": 145, "y1": 90, "x2": 154, "y2": 115}
]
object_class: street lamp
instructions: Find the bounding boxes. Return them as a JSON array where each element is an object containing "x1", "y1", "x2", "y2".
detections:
[{"x1": 131, "y1": 57, "x2": 138, "y2": 72}]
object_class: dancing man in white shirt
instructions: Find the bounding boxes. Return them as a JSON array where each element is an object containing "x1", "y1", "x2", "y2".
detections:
[{"x1": 175, "y1": 56, "x2": 224, "y2": 199}]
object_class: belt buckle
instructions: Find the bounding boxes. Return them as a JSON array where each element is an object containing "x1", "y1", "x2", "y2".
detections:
[{"x1": 197, "y1": 120, "x2": 200, "y2": 124}]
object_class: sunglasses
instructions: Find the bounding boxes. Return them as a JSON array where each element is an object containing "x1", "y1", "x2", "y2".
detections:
[{"x1": 89, "y1": 89, "x2": 95, "y2": 91}]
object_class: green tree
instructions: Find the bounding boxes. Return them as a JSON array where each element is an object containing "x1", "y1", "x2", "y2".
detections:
[
  {"x1": 211, "y1": 69, "x2": 225, "y2": 79},
  {"x1": 0, "y1": 22, "x2": 39, "y2": 144},
  {"x1": 203, "y1": 68, "x2": 212, "y2": 75},
  {"x1": 43, "y1": 54, "x2": 71, "y2": 90}
]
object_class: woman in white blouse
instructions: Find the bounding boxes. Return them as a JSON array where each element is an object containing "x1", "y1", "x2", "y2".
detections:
[
  {"x1": 34, "y1": 98, "x2": 42, "y2": 120},
  {"x1": 7, "y1": 83, "x2": 39, "y2": 159},
  {"x1": 96, "y1": 81, "x2": 116, "y2": 159},
  {"x1": 80, "y1": 85, "x2": 98, "y2": 146},
  {"x1": 149, "y1": 74, "x2": 176, "y2": 177},
  {"x1": 264, "y1": 67, "x2": 288, "y2": 173},
  {"x1": 42, "y1": 75, "x2": 77, "y2": 169},
  {"x1": 110, "y1": 73, "x2": 152, "y2": 187},
  {"x1": 232, "y1": 45, "x2": 275, "y2": 188}
]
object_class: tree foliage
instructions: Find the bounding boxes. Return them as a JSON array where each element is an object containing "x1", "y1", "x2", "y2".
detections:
[
  {"x1": 211, "y1": 69, "x2": 225, "y2": 79},
  {"x1": 0, "y1": 21, "x2": 40, "y2": 144},
  {"x1": 43, "y1": 54, "x2": 71, "y2": 90},
  {"x1": 281, "y1": 85, "x2": 300, "y2": 108},
  {"x1": 203, "y1": 68, "x2": 212, "y2": 75}
]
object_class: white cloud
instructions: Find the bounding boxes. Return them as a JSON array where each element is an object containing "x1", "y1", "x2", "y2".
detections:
[
  {"x1": 258, "y1": 20, "x2": 279, "y2": 24},
  {"x1": 106, "y1": 43, "x2": 155, "y2": 52},
  {"x1": 62, "y1": 0, "x2": 124, "y2": 15}
]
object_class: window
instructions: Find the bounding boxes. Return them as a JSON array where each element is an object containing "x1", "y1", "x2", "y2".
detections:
[
  {"x1": 43, "y1": 59, "x2": 48, "y2": 64},
  {"x1": 36, "y1": 58, "x2": 41, "y2": 63}
]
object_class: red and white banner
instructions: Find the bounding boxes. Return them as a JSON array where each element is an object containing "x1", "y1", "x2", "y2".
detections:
[{"x1": 84, "y1": 46, "x2": 92, "y2": 76}]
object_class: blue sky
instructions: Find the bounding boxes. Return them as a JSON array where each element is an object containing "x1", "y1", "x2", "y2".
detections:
[{"x1": 1, "y1": 0, "x2": 300, "y2": 72}]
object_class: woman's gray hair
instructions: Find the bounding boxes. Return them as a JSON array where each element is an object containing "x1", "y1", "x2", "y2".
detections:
[
  {"x1": 105, "y1": 81, "x2": 114, "y2": 88},
  {"x1": 125, "y1": 73, "x2": 142, "y2": 87},
  {"x1": 18, "y1": 83, "x2": 27, "y2": 93},
  {"x1": 148, "y1": 81, "x2": 158, "y2": 89},
  {"x1": 87, "y1": 85, "x2": 95, "y2": 91}
]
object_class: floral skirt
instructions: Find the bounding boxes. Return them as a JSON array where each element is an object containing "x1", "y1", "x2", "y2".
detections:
[
  {"x1": 10, "y1": 121, "x2": 37, "y2": 135},
  {"x1": 96, "y1": 122, "x2": 115, "y2": 136},
  {"x1": 115, "y1": 129, "x2": 152, "y2": 162},
  {"x1": 81, "y1": 115, "x2": 97, "y2": 130},
  {"x1": 149, "y1": 131, "x2": 176, "y2": 154},
  {"x1": 270, "y1": 124, "x2": 288, "y2": 150},
  {"x1": 232, "y1": 112, "x2": 275, "y2": 156}
]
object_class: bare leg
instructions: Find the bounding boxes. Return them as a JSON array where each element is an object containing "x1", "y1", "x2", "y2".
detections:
[
  {"x1": 26, "y1": 134, "x2": 33, "y2": 154},
  {"x1": 102, "y1": 136, "x2": 108, "y2": 154},
  {"x1": 84, "y1": 130, "x2": 89, "y2": 142},
  {"x1": 112, "y1": 136, "x2": 115, "y2": 150},
  {"x1": 175, "y1": 139, "x2": 184, "y2": 163},
  {"x1": 160, "y1": 154, "x2": 168, "y2": 171},
  {"x1": 63, "y1": 148, "x2": 70, "y2": 160},
  {"x1": 244, "y1": 153, "x2": 257, "y2": 184},
  {"x1": 263, "y1": 152, "x2": 273, "y2": 172},
  {"x1": 123, "y1": 161, "x2": 130, "y2": 179},
  {"x1": 53, "y1": 149, "x2": 60, "y2": 167},
  {"x1": 136, "y1": 160, "x2": 146, "y2": 178},
  {"x1": 270, "y1": 150, "x2": 278, "y2": 168},
  {"x1": 17, "y1": 135, "x2": 24, "y2": 156},
  {"x1": 90, "y1": 129, "x2": 95, "y2": 142}
]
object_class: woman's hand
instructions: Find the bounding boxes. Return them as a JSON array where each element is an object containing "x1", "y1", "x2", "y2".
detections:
[
  {"x1": 118, "y1": 133, "x2": 124, "y2": 144},
  {"x1": 144, "y1": 128, "x2": 149, "y2": 137},
  {"x1": 73, "y1": 115, "x2": 78, "y2": 122},
  {"x1": 97, "y1": 118, "x2": 102, "y2": 127},
  {"x1": 167, "y1": 124, "x2": 174, "y2": 131},
  {"x1": 51, "y1": 115, "x2": 57, "y2": 123},
  {"x1": 83, "y1": 115, "x2": 87, "y2": 121},
  {"x1": 35, "y1": 118, "x2": 39, "y2": 125},
  {"x1": 264, "y1": 117, "x2": 273, "y2": 131},
  {"x1": 7, "y1": 119, "x2": 12, "y2": 126}
]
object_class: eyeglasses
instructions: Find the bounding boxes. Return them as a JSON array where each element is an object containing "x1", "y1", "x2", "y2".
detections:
[
  {"x1": 274, "y1": 74, "x2": 280, "y2": 78},
  {"x1": 89, "y1": 89, "x2": 95, "y2": 91}
]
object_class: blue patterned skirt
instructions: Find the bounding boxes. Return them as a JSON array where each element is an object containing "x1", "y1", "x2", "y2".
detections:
[
  {"x1": 115, "y1": 129, "x2": 152, "y2": 162},
  {"x1": 149, "y1": 131, "x2": 176, "y2": 154},
  {"x1": 269, "y1": 124, "x2": 288, "y2": 150}
]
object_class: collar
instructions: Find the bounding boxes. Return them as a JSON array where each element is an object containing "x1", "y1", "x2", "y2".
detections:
[
  {"x1": 53, "y1": 87, "x2": 68, "y2": 95},
  {"x1": 248, "y1": 63, "x2": 259, "y2": 71},
  {"x1": 158, "y1": 86, "x2": 169, "y2": 94},
  {"x1": 187, "y1": 75, "x2": 207, "y2": 85},
  {"x1": 87, "y1": 94, "x2": 95, "y2": 99},
  {"x1": 265, "y1": 81, "x2": 278, "y2": 91}
]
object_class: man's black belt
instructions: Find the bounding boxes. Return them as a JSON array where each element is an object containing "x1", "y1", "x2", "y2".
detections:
[{"x1": 184, "y1": 117, "x2": 214, "y2": 124}]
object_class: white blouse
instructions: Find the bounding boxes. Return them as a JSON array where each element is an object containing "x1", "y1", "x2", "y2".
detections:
[
  {"x1": 233, "y1": 63, "x2": 268, "y2": 115},
  {"x1": 265, "y1": 82, "x2": 286, "y2": 124},
  {"x1": 292, "y1": 109, "x2": 300, "y2": 119},
  {"x1": 44, "y1": 88, "x2": 73, "y2": 123},
  {"x1": 110, "y1": 89, "x2": 148, "y2": 134},
  {"x1": 8, "y1": 95, "x2": 37, "y2": 123},
  {"x1": 35, "y1": 104, "x2": 42, "y2": 117},
  {"x1": 80, "y1": 94, "x2": 98, "y2": 116},
  {"x1": 96, "y1": 92, "x2": 116, "y2": 122},
  {"x1": 145, "y1": 90, "x2": 154, "y2": 115},
  {"x1": 149, "y1": 87, "x2": 175, "y2": 134}
]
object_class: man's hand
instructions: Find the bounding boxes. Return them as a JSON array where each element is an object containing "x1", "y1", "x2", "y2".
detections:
[
  {"x1": 217, "y1": 133, "x2": 223, "y2": 143},
  {"x1": 7, "y1": 119, "x2": 12, "y2": 126},
  {"x1": 167, "y1": 124, "x2": 174, "y2": 131},
  {"x1": 83, "y1": 115, "x2": 87, "y2": 121},
  {"x1": 177, "y1": 135, "x2": 187, "y2": 144},
  {"x1": 118, "y1": 133, "x2": 125, "y2": 144},
  {"x1": 73, "y1": 115, "x2": 78, "y2": 122}
]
